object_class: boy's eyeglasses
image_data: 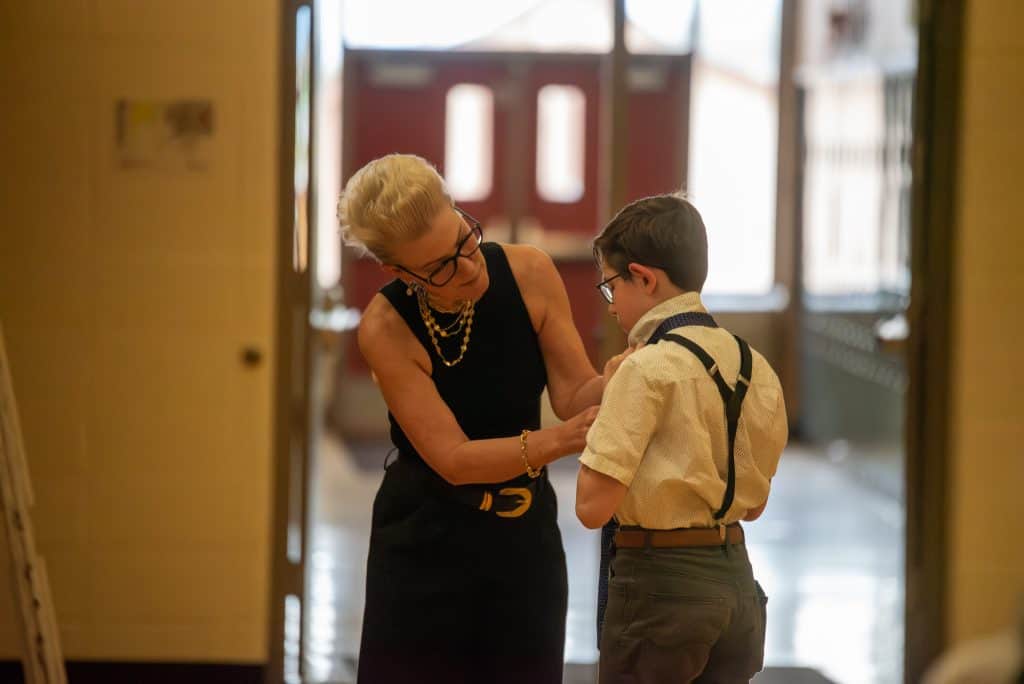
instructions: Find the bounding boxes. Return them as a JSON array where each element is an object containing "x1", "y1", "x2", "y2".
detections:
[{"x1": 596, "y1": 273, "x2": 623, "y2": 304}]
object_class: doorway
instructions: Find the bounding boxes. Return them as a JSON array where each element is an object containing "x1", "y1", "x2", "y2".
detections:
[{"x1": 275, "y1": 2, "x2": 926, "y2": 683}]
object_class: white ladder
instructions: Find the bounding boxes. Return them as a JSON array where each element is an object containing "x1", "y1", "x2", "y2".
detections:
[{"x1": 0, "y1": 323, "x2": 67, "y2": 684}]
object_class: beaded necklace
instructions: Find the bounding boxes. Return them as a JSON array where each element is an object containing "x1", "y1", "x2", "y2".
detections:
[{"x1": 415, "y1": 289, "x2": 475, "y2": 367}]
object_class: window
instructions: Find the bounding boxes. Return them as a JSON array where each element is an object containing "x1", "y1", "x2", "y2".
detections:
[
  {"x1": 315, "y1": 0, "x2": 344, "y2": 289},
  {"x1": 687, "y1": 0, "x2": 782, "y2": 295},
  {"x1": 342, "y1": 0, "x2": 612, "y2": 52},
  {"x1": 536, "y1": 85, "x2": 585, "y2": 203},
  {"x1": 802, "y1": 76, "x2": 913, "y2": 299},
  {"x1": 625, "y1": 0, "x2": 697, "y2": 54},
  {"x1": 445, "y1": 84, "x2": 493, "y2": 202},
  {"x1": 292, "y1": 5, "x2": 312, "y2": 275}
]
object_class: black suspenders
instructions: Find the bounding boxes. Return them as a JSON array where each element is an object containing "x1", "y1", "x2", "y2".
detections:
[
  {"x1": 659, "y1": 332, "x2": 753, "y2": 522},
  {"x1": 597, "y1": 312, "x2": 750, "y2": 647}
]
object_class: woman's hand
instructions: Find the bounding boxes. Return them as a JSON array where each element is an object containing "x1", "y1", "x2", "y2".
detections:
[
  {"x1": 602, "y1": 344, "x2": 641, "y2": 388},
  {"x1": 558, "y1": 405, "x2": 600, "y2": 455}
]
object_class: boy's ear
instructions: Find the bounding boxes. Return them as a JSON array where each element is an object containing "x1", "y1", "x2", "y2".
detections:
[{"x1": 627, "y1": 262, "x2": 659, "y2": 293}]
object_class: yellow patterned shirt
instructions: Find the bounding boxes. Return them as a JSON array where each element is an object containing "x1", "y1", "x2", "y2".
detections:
[{"x1": 579, "y1": 292, "x2": 788, "y2": 529}]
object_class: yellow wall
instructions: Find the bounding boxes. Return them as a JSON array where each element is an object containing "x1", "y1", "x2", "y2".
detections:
[
  {"x1": 948, "y1": 0, "x2": 1024, "y2": 645},
  {"x1": 0, "y1": 0, "x2": 278, "y2": 663}
]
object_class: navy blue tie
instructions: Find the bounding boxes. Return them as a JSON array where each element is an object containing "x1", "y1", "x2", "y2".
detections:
[{"x1": 595, "y1": 311, "x2": 718, "y2": 647}]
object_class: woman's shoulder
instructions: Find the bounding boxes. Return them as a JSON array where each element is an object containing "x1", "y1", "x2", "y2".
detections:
[
  {"x1": 358, "y1": 293, "x2": 409, "y2": 349},
  {"x1": 495, "y1": 242, "x2": 560, "y2": 289},
  {"x1": 358, "y1": 292, "x2": 433, "y2": 373},
  {"x1": 497, "y1": 241, "x2": 552, "y2": 266},
  {"x1": 358, "y1": 290, "x2": 434, "y2": 374}
]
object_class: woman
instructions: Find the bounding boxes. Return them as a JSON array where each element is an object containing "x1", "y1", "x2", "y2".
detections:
[{"x1": 340, "y1": 154, "x2": 620, "y2": 683}]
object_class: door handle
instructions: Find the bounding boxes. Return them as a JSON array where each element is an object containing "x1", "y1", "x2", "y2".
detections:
[{"x1": 241, "y1": 346, "x2": 264, "y2": 368}]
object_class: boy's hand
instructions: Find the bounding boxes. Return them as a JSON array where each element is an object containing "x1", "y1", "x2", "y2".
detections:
[{"x1": 603, "y1": 344, "x2": 642, "y2": 387}]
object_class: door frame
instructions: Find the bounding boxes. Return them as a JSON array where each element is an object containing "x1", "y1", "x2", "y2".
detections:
[
  {"x1": 268, "y1": 1, "x2": 316, "y2": 682},
  {"x1": 903, "y1": 0, "x2": 965, "y2": 681},
  {"x1": 269, "y1": 1, "x2": 966, "y2": 680}
]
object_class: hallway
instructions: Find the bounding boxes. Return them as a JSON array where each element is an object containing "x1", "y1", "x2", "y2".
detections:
[{"x1": 305, "y1": 440, "x2": 903, "y2": 684}]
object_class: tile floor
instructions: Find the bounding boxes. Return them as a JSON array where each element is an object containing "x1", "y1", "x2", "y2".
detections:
[{"x1": 304, "y1": 440, "x2": 903, "y2": 684}]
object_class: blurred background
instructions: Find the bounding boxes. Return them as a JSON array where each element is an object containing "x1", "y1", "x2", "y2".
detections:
[{"x1": 0, "y1": 1, "x2": 1020, "y2": 683}]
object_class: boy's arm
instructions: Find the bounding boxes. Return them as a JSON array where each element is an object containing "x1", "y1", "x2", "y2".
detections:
[
  {"x1": 743, "y1": 500, "x2": 768, "y2": 521},
  {"x1": 744, "y1": 384, "x2": 787, "y2": 522},
  {"x1": 575, "y1": 351, "x2": 663, "y2": 528},
  {"x1": 743, "y1": 476, "x2": 775, "y2": 521},
  {"x1": 576, "y1": 464, "x2": 628, "y2": 529}
]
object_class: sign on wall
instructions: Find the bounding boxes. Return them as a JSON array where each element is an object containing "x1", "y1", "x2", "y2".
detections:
[{"x1": 115, "y1": 99, "x2": 214, "y2": 172}]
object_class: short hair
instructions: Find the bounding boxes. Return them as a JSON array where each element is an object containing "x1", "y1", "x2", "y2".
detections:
[
  {"x1": 337, "y1": 154, "x2": 453, "y2": 263},
  {"x1": 593, "y1": 193, "x2": 709, "y2": 293}
]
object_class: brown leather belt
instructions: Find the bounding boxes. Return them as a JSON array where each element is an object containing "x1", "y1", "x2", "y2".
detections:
[{"x1": 614, "y1": 523, "x2": 744, "y2": 549}]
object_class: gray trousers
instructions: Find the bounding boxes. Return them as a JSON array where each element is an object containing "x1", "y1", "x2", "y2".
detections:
[{"x1": 598, "y1": 542, "x2": 768, "y2": 684}]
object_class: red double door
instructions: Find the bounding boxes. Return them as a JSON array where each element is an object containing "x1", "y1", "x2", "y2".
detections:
[{"x1": 344, "y1": 50, "x2": 690, "y2": 370}]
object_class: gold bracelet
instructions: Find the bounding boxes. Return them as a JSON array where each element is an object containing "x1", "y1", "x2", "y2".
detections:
[{"x1": 520, "y1": 429, "x2": 541, "y2": 479}]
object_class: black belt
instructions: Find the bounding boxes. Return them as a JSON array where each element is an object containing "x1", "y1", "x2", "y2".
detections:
[
  {"x1": 452, "y1": 469, "x2": 546, "y2": 519},
  {"x1": 398, "y1": 452, "x2": 544, "y2": 519},
  {"x1": 448, "y1": 471, "x2": 544, "y2": 518}
]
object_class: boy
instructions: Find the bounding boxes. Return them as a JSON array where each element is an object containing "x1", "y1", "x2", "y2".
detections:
[{"x1": 576, "y1": 194, "x2": 788, "y2": 683}]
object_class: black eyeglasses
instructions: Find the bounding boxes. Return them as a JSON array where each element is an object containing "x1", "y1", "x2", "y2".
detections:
[
  {"x1": 596, "y1": 273, "x2": 622, "y2": 304},
  {"x1": 394, "y1": 207, "x2": 484, "y2": 287}
]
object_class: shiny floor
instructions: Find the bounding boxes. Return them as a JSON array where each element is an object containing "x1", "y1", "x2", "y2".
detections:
[{"x1": 305, "y1": 440, "x2": 903, "y2": 684}]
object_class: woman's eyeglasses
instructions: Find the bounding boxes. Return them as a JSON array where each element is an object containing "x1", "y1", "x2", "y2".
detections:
[{"x1": 394, "y1": 207, "x2": 483, "y2": 287}]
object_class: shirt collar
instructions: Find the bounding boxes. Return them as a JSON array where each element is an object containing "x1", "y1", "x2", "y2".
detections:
[{"x1": 628, "y1": 292, "x2": 708, "y2": 347}]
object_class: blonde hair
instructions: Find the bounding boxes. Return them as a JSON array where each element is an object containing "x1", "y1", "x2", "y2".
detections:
[{"x1": 338, "y1": 154, "x2": 452, "y2": 263}]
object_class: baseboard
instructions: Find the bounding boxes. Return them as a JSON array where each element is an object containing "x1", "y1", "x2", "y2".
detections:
[
  {"x1": 0, "y1": 661, "x2": 264, "y2": 684},
  {"x1": 0, "y1": 660, "x2": 834, "y2": 684}
]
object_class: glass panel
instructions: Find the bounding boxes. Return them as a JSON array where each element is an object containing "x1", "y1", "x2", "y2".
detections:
[
  {"x1": 803, "y1": 80, "x2": 886, "y2": 296},
  {"x1": 342, "y1": 0, "x2": 612, "y2": 53},
  {"x1": 445, "y1": 84, "x2": 494, "y2": 202},
  {"x1": 315, "y1": 0, "x2": 344, "y2": 290},
  {"x1": 536, "y1": 84, "x2": 585, "y2": 203},
  {"x1": 802, "y1": 77, "x2": 914, "y2": 299},
  {"x1": 788, "y1": 3, "x2": 916, "y2": 682},
  {"x1": 293, "y1": 5, "x2": 312, "y2": 274},
  {"x1": 284, "y1": 594, "x2": 302, "y2": 684},
  {"x1": 799, "y1": 0, "x2": 916, "y2": 301},
  {"x1": 695, "y1": 0, "x2": 781, "y2": 83},
  {"x1": 624, "y1": 0, "x2": 697, "y2": 54},
  {"x1": 340, "y1": 0, "x2": 704, "y2": 54},
  {"x1": 688, "y1": 0, "x2": 781, "y2": 295}
]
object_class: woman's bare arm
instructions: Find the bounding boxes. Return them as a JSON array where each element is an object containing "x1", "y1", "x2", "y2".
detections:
[
  {"x1": 359, "y1": 293, "x2": 597, "y2": 485},
  {"x1": 508, "y1": 245, "x2": 606, "y2": 419}
]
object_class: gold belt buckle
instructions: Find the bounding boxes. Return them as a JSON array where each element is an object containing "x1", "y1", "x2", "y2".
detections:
[{"x1": 495, "y1": 487, "x2": 532, "y2": 518}]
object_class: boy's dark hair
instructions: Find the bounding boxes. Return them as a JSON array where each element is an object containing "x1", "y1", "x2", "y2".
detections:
[{"x1": 593, "y1": 193, "x2": 709, "y2": 293}]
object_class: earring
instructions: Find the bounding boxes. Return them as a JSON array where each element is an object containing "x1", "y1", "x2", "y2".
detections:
[{"x1": 406, "y1": 283, "x2": 413, "y2": 296}]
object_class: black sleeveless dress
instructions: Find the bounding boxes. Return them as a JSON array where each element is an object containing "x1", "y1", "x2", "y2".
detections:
[{"x1": 357, "y1": 242, "x2": 568, "y2": 684}]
